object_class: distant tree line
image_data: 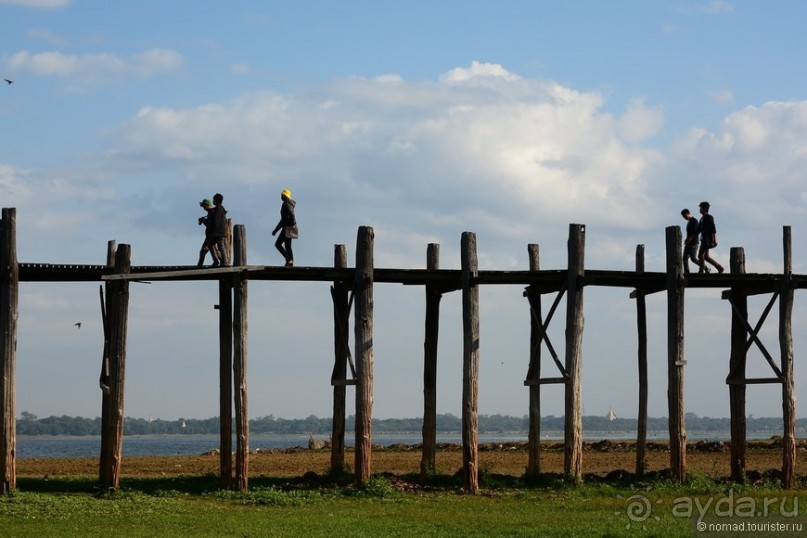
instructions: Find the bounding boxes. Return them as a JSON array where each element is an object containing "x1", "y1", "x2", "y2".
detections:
[{"x1": 15, "y1": 411, "x2": 804, "y2": 437}]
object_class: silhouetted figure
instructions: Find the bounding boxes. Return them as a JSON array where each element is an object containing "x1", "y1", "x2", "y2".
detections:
[
  {"x1": 209, "y1": 193, "x2": 229, "y2": 267},
  {"x1": 681, "y1": 208, "x2": 706, "y2": 274},
  {"x1": 271, "y1": 188, "x2": 297, "y2": 267},
  {"x1": 196, "y1": 198, "x2": 221, "y2": 267},
  {"x1": 697, "y1": 201, "x2": 724, "y2": 274}
]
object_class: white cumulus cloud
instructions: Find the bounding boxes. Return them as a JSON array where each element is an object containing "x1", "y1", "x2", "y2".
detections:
[
  {"x1": 0, "y1": 0, "x2": 70, "y2": 7},
  {"x1": 618, "y1": 98, "x2": 664, "y2": 143},
  {"x1": 3, "y1": 48, "x2": 183, "y2": 90}
]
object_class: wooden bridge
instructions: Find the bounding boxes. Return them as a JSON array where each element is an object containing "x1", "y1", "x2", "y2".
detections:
[{"x1": 0, "y1": 207, "x2": 800, "y2": 493}]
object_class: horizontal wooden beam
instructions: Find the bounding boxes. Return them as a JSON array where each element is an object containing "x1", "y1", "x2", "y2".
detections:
[
  {"x1": 726, "y1": 377, "x2": 784, "y2": 385},
  {"x1": 331, "y1": 379, "x2": 357, "y2": 386},
  {"x1": 103, "y1": 265, "x2": 265, "y2": 280},
  {"x1": 17, "y1": 262, "x2": 807, "y2": 291},
  {"x1": 629, "y1": 288, "x2": 664, "y2": 299},
  {"x1": 523, "y1": 377, "x2": 567, "y2": 386}
]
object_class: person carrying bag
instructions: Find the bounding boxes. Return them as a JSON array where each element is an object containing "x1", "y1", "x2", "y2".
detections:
[{"x1": 271, "y1": 188, "x2": 297, "y2": 267}]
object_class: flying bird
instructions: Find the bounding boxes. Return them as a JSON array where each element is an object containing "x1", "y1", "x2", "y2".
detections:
[
  {"x1": 74, "y1": 322, "x2": 82, "y2": 329},
  {"x1": 4, "y1": 79, "x2": 12, "y2": 85}
]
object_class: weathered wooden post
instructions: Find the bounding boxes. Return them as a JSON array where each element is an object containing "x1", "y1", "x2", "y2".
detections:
[
  {"x1": 225, "y1": 218, "x2": 233, "y2": 266},
  {"x1": 106, "y1": 240, "x2": 116, "y2": 267},
  {"x1": 564, "y1": 224, "x2": 585, "y2": 483},
  {"x1": 665, "y1": 226, "x2": 686, "y2": 482},
  {"x1": 728, "y1": 247, "x2": 747, "y2": 482},
  {"x1": 421, "y1": 243, "x2": 441, "y2": 476},
  {"x1": 461, "y1": 232, "x2": 480, "y2": 493},
  {"x1": 354, "y1": 226, "x2": 374, "y2": 486},
  {"x1": 218, "y1": 266, "x2": 233, "y2": 488},
  {"x1": 525, "y1": 244, "x2": 542, "y2": 476},
  {"x1": 330, "y1": 244, "x2": 349, "y2": 476},
  {"x1": 98, "y1": 241, "x2": 116, "y2": 393},
  {"x1": 232, "y1": 225, "x2": 249, "y2": 491},
  {"x1": 635, "y1": 244, "x2": 648, "y2": 478},
  {"x1": 780, "y1": 226, "x2": 796, "y2": 489},
  {"x1": 99, "y1": 244, "x2": 132, "y2": 490},
  {"x1": 0, "y1": 208, "x2": 18, "y2": 494}
]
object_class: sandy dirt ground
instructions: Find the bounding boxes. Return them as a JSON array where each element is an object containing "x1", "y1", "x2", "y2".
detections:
[{"x1": 16, "y1": 440, "x2": 806, "y2": 486}]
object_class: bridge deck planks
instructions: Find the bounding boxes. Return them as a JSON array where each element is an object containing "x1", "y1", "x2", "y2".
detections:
[{"x1": 17, "y1": 262, "x2": 803, "y2": 293}]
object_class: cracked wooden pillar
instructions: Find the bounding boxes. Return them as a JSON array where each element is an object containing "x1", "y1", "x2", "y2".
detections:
[
  {"x1": 461, "y1": 232, "x2": 480, "y2": 493},
  {"x1": 98, "y1": 242, "x2": 115, "y2": 392},
  {"x1": 330, "y1": 244, "x2": 349, "y2": 476},
  {"x1": 525, "y1": 244, "x2": 542, "y2": 476},
  {"x1": 421, "y1": 243, "x2": 441, "y2": 476},
  {"x1": 665, "y1": 225, "x2": 686, "y2": 483},
  {"x1": 218, "y1": 257, "x2": 234, "y2": 489},
  {"x1": 224, "y1": 218, "x2": 233, "y2": 266},
  {"x1": 780, "y1": 226, "x2": 796, "y2": 489},
  {"x1": 728, "y1": 247, "x2": 747, "y2": 482},
  {"x1": 564, "y1": 224, "x2": 585, "y2": 483},
  {"x1": 99, "y1": 243, "x2": 131, "y2": 491},
  {"x1": 354, "y1": 226, "x2": 374, "y2": 487},
  {"x1": 1, "y1": 208, "x2": 19, "y2": 494},
  {"x1": 635, "y1": 244, "x2": 648, "y2": 478},
  {"x1": 233, "y1": 225, "x2": 249, "y2": 491}
]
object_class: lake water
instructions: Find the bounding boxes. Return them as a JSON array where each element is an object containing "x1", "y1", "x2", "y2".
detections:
[{"x1": 16, "y1": 430, "x2": 777, "y2": 459}]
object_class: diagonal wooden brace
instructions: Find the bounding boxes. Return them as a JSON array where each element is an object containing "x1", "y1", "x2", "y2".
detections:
[
  {"x1": 725, "y1": 290, "x2": 783, "y2": 380},
  {"x1": 524, "y1": 286, "x2": 568, "y2": 381},
  {"x1": 330, "y1": 286, "x2": 357, "y2": 383}
]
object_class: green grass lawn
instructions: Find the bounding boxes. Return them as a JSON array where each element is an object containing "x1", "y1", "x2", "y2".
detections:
[{"x1": 1, "y1": 474, "x2": 804, "y2": 537}]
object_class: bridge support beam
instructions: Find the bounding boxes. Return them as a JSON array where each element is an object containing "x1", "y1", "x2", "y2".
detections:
[
  {"x1": 461, "y1": 232, "x2": 480, "y2": 493},
  {"x1": 635, "y1": 244, "x2": 649, "y2": 478},
  {"x1": 354, "y1": 226, "x2": 374, "y2": 487},
  {"x1": 526, "y1": 244, "x2": 542, "y2": 476},
  {"x1": 728, "y1": 247, "x2": 747, "y2": 482},
  {"x1": 99, "y1": 244, "x2": 131, "y2": 491},
  {"x1": 781, "y1": 226, "x2": 796, "y2": 489},
  {"x1": 330, "y1": 244, "x2": 349, "y2": 476},
  {"x1": 233, "y1": 225, "x2": 249, "y2": 491},
  {"x1": 666, "y1": 226, "x2": 686, "y2": 483},
  {"x1": 0, "y1": 208, "x2": 18, "y2": 494},
  {"x1": 564, "y1": 224, "x2": 585, "y2": 483},
  {"x1": 421, "y1": 243, "x2": 441, "y2": 476}
]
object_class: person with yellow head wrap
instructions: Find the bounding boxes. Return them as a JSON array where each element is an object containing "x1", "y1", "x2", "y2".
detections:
[{"x1": 271, "y1": 189, "x2": 297, "y2": 266}]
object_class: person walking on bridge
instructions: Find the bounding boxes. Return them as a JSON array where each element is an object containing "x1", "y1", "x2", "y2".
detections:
[
  {"x1": 697, "y1": 201, "x2": 724, "y2": 274},
  {"x1": 681, "y1": 208, "x2": 706, "y2": 274},
  {"x1": 208, "y1": 193, "x2": 229, "y2": 267},
  {"x1": 196, "y1": 198, "x2": 221, "y2": 267},
  {"x1": 272, "y1": 188, "x2": 297, "y2": 267}
]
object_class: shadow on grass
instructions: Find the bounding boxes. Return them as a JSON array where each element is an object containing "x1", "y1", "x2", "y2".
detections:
[
  {"x1": 17, "y1": 472, "x2": 363, "y2": 496},
  {"x1": 16, "y1": 475, "x2": 225, "y2": 496},
  {"x1": 14, "y1": 466, "x2": 795, "y2": 497}
]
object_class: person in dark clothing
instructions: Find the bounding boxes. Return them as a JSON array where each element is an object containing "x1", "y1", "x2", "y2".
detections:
[
  {"x1": 271, "y1": 188, "x2": 296, "y2": 267},
  {"x1": 208, "y1": 193, "x2": 229, "y2": 267},
  {"x1": 197, "y1": 198, "x2": 221, "y2": 267},
  {"x1": 697, "y1": 201, "x2": 724, "y2": 274},
  {"x1": 681, "y1": 208, "x2": 706, "y2": 274}
]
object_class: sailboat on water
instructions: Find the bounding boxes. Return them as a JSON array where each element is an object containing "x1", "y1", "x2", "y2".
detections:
[{"x1": 607, "y1": 407, "x2": 617, "y2": 421}]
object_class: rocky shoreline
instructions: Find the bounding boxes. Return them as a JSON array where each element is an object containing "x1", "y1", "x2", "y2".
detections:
[{"x1": 15, "y1": 438, "x2": 805, "y2": 487}]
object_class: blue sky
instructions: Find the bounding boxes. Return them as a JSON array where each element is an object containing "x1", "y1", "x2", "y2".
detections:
[{"x1": 2, "y1": 0, "x2": 806, "y2": 424}]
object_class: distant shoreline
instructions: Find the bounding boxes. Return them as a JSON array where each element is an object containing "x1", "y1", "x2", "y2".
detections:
[
  {"x1": 16, "y1": 413, "x2": 805, "y2": 440},
  {"x1": 14, "y1": 429, "x2": 799, "y2": 438},
  {"x1": 16, "y1": 431, "x2": 804, "y2": 460}
]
